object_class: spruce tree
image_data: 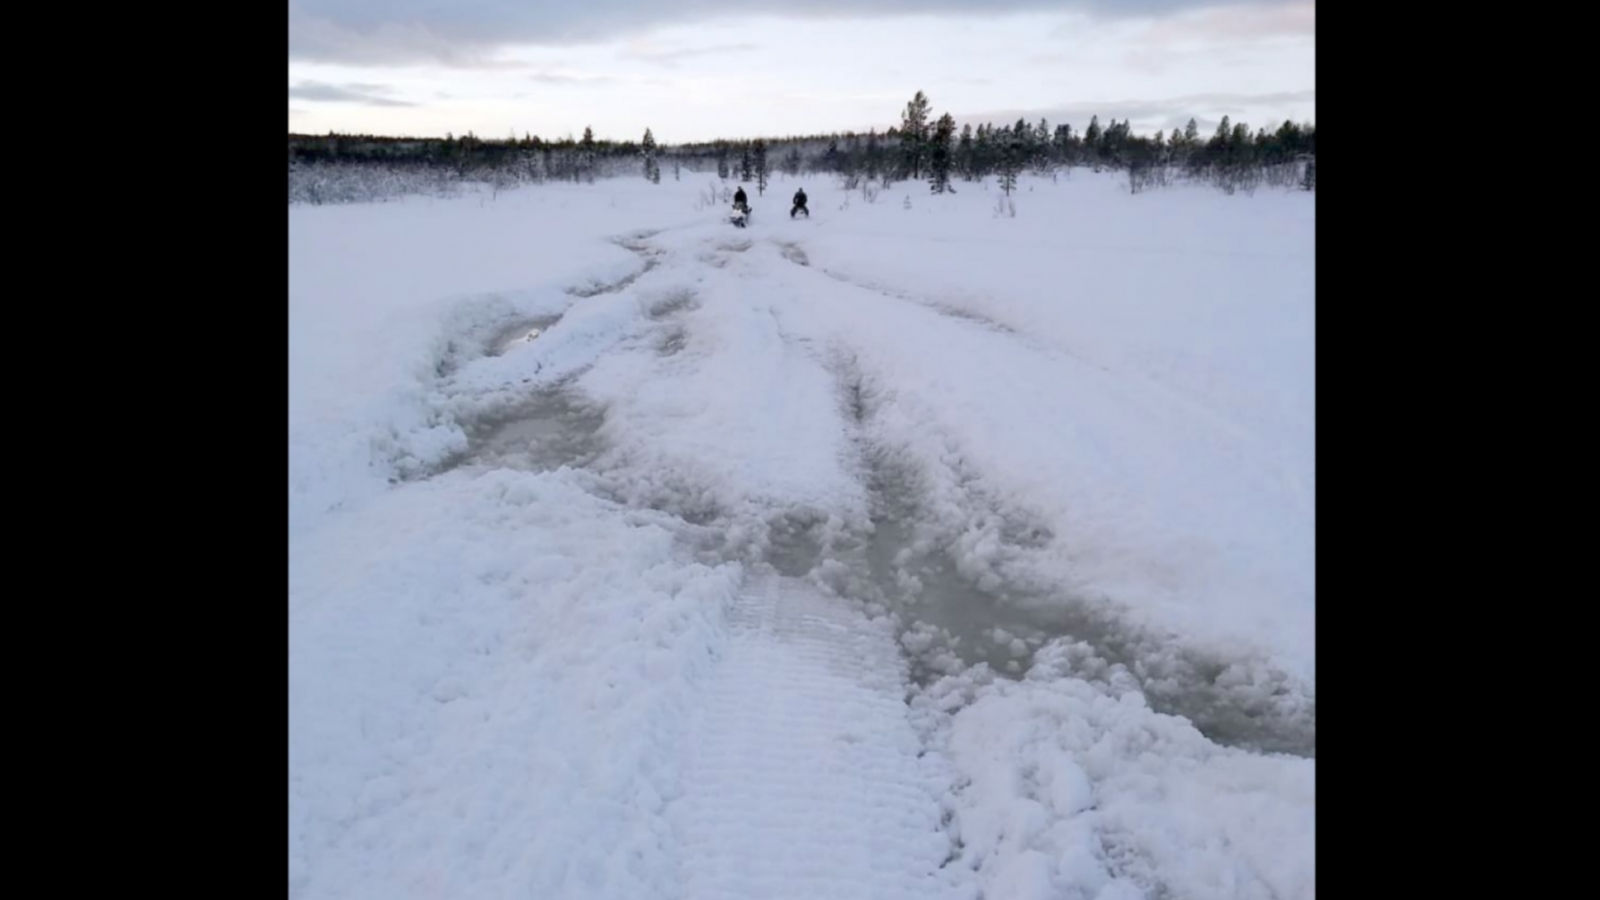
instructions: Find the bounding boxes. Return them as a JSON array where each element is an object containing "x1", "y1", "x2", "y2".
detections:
[
  {"x1": 641, "y1": 127, "x2": 659, "y2": 183},
  {"x1": 1053, "y1": 123, "x2": 1073, "y2": 167},
  {"x1": 1084, "y1": 115, "x2": 1103, "y2": 164},
  {"x1": 974, "y1": 125, "x2": 993, "y2": 179},
  {"x1": 754, "y1": 138, "x2": 769, "y2": 194},
  {"x1": 1032, "y1": 118, "x2": 1054, "y2": 174},
  {"x1": 999, "y1": 124, "x2": 1023, "y2": 195},
  {"x1": 579, "y1": 126, "x2": 596, "y2": 183},
  {"x1": 900, "y1": 91, "x2": 931, "y2": 179},
  {"x1": 928, "y1": 113, "x2": 956, "y2": 193}
]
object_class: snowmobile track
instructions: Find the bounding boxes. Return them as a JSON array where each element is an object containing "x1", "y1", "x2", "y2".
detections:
[{"x1": 672, "y1": 575, "x2": 964, "y2": 900}]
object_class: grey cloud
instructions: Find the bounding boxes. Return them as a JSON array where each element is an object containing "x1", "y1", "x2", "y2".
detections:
[
  {"x1": 957, "y1": 90, "x2": 1315, "y2": 133},
  {"x1": 625, "y1": 42, "x2": 759, "y2": 66},
  {"x1": 529, "y1": 71, "x2": 617, "y2": 85},
  {"x1": 290, "y1": 0, "x2": 1297, "y2": 66},
  {"x1": 288, "y1": 80, "x2": 417, "y2": 106},
  {"x1": 1145, "y1": 0, "x2": 1313, "y2": 42}
]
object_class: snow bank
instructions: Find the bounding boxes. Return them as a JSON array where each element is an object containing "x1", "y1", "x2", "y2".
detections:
[
  {"x1": 290, "y1": 180, "x2": 742, "y2": 899},
  {"x1": 288, "y1": 184, "x2": 698, "y2": 537},
  {"x1": 289, "y1": 467, "x2": 741, "y2": 899},
  {"x1": 918, "y1": 641, "x2": 1312, "y2": 900}
]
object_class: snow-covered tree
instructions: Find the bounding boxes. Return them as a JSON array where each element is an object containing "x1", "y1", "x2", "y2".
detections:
[
  {"x1": 956, "y1": 124, "x2": 975, "y2": 181},
  {"x1": 1053, "y1": 123, "x2": 1074, "y2": 168},
  {"x1": 641, "y1": 128, "x2": 660, "y2": 183},
  {"x1": 754, "y1": 138, "x2": 769, "y2": 194},
  {"x1": 1032, "y1": 117, "x2": 1055, "y2": 175}
]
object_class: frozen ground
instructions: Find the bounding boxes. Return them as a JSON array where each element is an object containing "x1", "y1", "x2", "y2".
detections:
[{"x1": 289, "y1": 171, "x2": 1314, "y2": 900}]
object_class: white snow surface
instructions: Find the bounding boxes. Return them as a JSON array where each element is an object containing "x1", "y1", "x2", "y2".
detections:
[{"x1": 289, "y1": 174, "x2": 1314, "y2": 900}]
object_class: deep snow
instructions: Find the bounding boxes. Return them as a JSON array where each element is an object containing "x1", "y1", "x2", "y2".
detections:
[{"x1": 289, "y1": 171, "x2": 1314, "y2": 900}]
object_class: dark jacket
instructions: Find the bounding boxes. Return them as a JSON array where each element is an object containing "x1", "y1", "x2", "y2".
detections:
[
  {"x1": 793, "y1": 190, "x2": 807, "y2": 205},
  {"x1": 733, "y1": 188, "x2": 747, "y2": 205}
]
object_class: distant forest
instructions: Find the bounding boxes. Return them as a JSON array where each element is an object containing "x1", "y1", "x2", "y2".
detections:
[{"x1": 289, "y1": 90, "x2": 1314, "y2": 204}]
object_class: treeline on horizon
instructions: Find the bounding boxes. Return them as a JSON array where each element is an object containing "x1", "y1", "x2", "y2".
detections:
[{"x1": 289, "y1": 89, "x2": 1315, "y2": 204}]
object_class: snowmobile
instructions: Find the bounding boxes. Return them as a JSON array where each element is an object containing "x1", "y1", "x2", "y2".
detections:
[{"x1": 729, "y1": 201, "x2": 751, "y2": 228}]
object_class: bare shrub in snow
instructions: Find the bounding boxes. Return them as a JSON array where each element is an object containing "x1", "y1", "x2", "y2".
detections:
[{"x1": 693, "y1": 181, "x2": 721, "y2": 210}]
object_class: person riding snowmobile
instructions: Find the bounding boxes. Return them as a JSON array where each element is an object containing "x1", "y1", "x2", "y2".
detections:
[
  {"x1": 791, "y1": 187, "x2": 808, "y2": 218},
  {"x1": 733, "y1": 186, "x2": 749, "y2": 211}
]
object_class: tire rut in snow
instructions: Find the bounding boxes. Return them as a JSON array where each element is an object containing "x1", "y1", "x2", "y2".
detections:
[
  {"x1": 774, "y1": 248, "x2": 1017, "y2": 336},
  {"x1": 644, "y1": 287, "x2": 700, "y2": 360},
  {"x1": 419, "y1": 236, "x2": 696, "y2": 481},
  {"x1": 773, "y1": 240, "x2": 809, "y2": 267},
  {"x1": 485, "y1": 314, "x2": 564, "y2": 358},
  {"x1": 802, "y1": 350, "x2": 1316, "y2": 758},
  {"x1": 673, "y1": 575, "x2": 965, "y2": 900},
  {"x1": 429, "y1": 378, "x2": 608, "y2": 477},
  {"x1": 565, "y1": 233, "x2": 666, "y2": 298},
  {"x1": 433, "y1": 310, "x2": 567, "y2": 380}
]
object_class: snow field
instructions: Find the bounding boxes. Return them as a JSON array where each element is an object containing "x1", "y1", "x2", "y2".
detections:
[{"x1": 290, "y1": 171, "x2": 1314, "y2": 899}]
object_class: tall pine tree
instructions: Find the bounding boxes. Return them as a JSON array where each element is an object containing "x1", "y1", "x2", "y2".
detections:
[
  {"x1": 899, "y1": 91, "x2": 931, "y2": 179},
  {"x1": 1053, "y1": 124, "x2": 1074, "y2": 168},
  {"x1": 579, "y1": 126, "x2": 596, "y2": 183},
  {"x1": 1084, "y1": 115, "x2": 1102, "y2": 166},
  {"x1": 927, "y1": 113, "x2": 956, "y2": 193},
  {"x1": 640, "y1": 127, "x2": 659, "y2": 183},
  {"x1": 999, "y1": 124, "x2": 1024, "y2": 195},
  {"x1": 974, "y1": 125, "x2": 994, "y2": 179},
  {"x1": 753, "y1": 139, "x2": 769, "y2": 194},
  {"x1": 957, "y1": 124, "x2": 975, "y2": 181},
  {"x1": 864, "y1": 129, "x2": 881, "y2": 180}
]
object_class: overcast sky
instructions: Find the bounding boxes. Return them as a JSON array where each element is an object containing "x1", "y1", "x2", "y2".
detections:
[{"x1": 288, "y1": 0, "x2": 1314, "y2": 143}]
